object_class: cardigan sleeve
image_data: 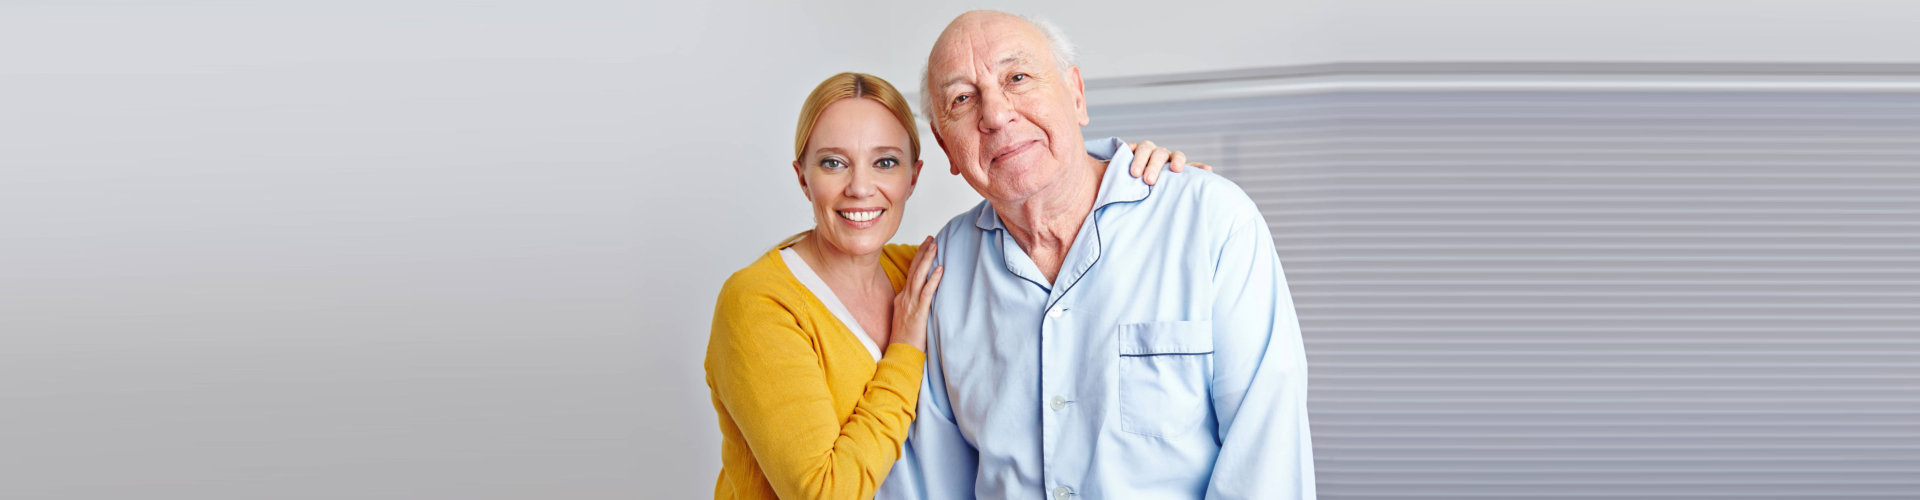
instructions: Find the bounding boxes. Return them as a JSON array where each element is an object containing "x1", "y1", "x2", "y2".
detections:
[
  {"x1": 881, "y1": 243, "x2": 923, "y2": 283},
  {"x1": 707, "y1": 272, "x2": 927, "y2": 499}
]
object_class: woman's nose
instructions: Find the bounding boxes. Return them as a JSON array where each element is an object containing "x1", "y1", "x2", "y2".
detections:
[{"x1": 844, "y1": 165, "x2": 879, "y2": 198}]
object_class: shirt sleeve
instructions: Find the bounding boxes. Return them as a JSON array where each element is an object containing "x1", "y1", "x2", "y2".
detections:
[
  {"x1": 876, "y1": 241, "x2": 979, "y2": 500},
  {"x1": 708, "y1": 281, "x2": 927, "y2": 499},
  {"x1": 1204, "y1": 194, "x2": 1317, "y2": 499}
]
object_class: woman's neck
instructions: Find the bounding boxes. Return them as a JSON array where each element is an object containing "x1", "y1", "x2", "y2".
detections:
[{"x1": 793, "y1": 232, "x2": 886, "y2": 292}]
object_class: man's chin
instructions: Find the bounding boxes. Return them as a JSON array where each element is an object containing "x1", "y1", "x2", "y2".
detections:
[
  {"x1": 988, "y1": 146, "x2": 1048, "y2": 174},
  {"x1": 986, "y1": 158, "x2": 1045, "y2": 185}
]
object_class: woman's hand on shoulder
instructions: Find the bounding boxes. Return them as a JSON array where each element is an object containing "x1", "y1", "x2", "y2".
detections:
[
  {"x1": 889, "y1": 236, "x2": 943, "y2": 352},
  {"x1": 1126, "y1": 139, "x2": 1214, "y2": 186}
]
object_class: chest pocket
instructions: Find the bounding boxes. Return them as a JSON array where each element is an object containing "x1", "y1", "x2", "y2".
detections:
[{"x1": 1116, "y1": 320, "x2": 1215, "y2": 438}]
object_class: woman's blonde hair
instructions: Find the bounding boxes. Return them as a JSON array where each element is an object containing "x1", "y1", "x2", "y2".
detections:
[
  {"x1": 779, "y1": 72, "x2": 921, "y2": 250},
  {"x1": 793, "y1": 72, "x2": 921, "y2": 164}
]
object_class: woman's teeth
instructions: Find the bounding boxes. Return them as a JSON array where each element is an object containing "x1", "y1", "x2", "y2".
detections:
[{"x1": 837, "y1": 209, "x2": 883, "y2": 222}]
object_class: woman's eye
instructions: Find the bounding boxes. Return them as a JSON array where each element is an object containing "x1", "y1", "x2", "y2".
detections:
[
  {"x1": 876, "y1": 158, "x2": 899, "y2": 168},
  {"x1": 820, "y1": 158, "x2": 844, "y2": 169}
]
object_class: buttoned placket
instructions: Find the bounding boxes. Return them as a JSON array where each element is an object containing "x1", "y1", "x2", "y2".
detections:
[
  {"x1": 1039, "y1": 210, "x2": 1107, "y2": 500},
  {"x1": 1040, "y1": 298, "x2": 1061, "y2": 498},
  {"x1": 1041, "y1": 297, "x2": 1076, "y2": 498}
]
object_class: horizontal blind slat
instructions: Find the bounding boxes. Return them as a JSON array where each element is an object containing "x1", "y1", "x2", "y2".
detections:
[{"x1": 1087, "y1": 88, "x2": 1920, "y2": 499}]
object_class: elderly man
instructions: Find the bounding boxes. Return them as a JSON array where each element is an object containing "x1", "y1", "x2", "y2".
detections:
[{"x1": 878, "y1": 10, "x2": 1315, "y2": 500}]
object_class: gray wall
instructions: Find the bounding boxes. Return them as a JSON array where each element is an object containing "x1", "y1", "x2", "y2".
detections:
[{"x1": 3, "y1": 1, "x2": 1916, "y2": 498}]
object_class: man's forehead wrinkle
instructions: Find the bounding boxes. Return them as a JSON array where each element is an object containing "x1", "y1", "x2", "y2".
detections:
[
  {"x1": 931, "y1": 33, "x2": 989, "y2": 93},
  {"x1": 962, "y1": 30, "x2": 992, "y2": 78},
  {"x1": 934, "y1": 45, "x2": 977, "y2": 92}
]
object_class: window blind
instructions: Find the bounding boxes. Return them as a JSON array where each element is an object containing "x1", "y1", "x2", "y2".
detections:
[{"x1": 1083, "y1": 86, "x2": 1920, "y2": 499}]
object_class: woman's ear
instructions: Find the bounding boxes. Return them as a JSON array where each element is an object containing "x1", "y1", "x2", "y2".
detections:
[
  {"x1": 911, "y1": 160, "x2": 924, "y2": 187},
  {"x1": 792, "y1": 160, "x2": 811, "y2": 200}
]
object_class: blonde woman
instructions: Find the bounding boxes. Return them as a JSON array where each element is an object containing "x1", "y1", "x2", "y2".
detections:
[{"x1": 705, "y1": 72, "x2": 1203, "y2": 499}]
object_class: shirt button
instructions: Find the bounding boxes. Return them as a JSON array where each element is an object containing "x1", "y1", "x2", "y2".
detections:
[
  {"x1": 1053, "y1": 485, "x2": 1072, "y2": 500},
  {"x1": 1050, "y1": 396, "x2": 1069, "y2": 411},
  {"x1": 1047, "y1": 307, "x2": 1065, "y2": 319}
]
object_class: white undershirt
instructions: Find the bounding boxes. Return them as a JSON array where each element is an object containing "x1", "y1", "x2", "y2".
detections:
[{"x1": 778, "y1": 247, "x2": 885, "y2": 362}]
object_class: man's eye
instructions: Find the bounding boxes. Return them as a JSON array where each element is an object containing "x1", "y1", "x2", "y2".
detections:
[
  {"x1": 876, "y1": 158, "x2": 899, "y2": 168},
  {"x1": 953, "y1": 94, "x2": 971, "y2": 105},
  {"x1": 1011, "y1": 73, "x2": 1029, "y2": 82}
]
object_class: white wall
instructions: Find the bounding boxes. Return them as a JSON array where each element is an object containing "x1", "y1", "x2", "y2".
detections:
[
  {"x1": 861, "y1": 0, "x2": 1920, "y2": 88},
  {"x1": 2, "y1": 1, "x2": 1913, "y2": 498}
]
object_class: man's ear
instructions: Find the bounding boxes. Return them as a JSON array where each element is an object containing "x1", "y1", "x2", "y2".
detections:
[
  {"x1": 1069, "y1": 65, "x2": 1089, "y2": 127},
  {"x1": 792, "y1": 160, "x2": 811, "y2": 200},
  {"x1": 930, "y1": 126, "x2": 959, "y2": 175}
]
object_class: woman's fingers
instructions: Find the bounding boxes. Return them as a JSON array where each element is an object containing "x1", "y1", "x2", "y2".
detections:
[
  {"x1": 916, "y1": 242, "x2": 938, "y2": 285},
  {"x1": 911, "y1": 240, "x2": 938, "y2": 296},
  {"x1": 1168, "y1": 150, "x2": 1189, "y2": 172},
  {"x1": 918, "y1": 266, "x2": 944, "y2": 311},
  {"x1": 1129, "y1": 140, "x2": 1157, "y2": 178},
  {"x1": 901, "y1": 238, "x2": 931, "y2": 298},
  {"x1": 1144, "y1": 145, "x2": 1173, "y2": 185},
  {"x1": 1189, "y1": 161, "x2": 1213, "y2": 172}
]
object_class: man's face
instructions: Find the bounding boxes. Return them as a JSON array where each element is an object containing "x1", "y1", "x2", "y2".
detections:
[{"x1": 926, "y1": 13, "x2": 1090, "y2": 206}]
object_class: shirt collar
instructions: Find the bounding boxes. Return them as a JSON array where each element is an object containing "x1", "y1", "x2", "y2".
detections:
[
  {"x1": 1086, "y1": 136, "x2": 1152, "y2": 209},
  {"x1": 972, "y1": 137, "x2": 1148, "y2": 232}
]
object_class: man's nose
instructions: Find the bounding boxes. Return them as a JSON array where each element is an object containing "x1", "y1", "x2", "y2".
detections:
[{"x1": 975, "y1": 90, "x2": 1015, "y2": 134}]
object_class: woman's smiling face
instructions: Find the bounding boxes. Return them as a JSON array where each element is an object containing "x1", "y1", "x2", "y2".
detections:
[{"x1": 794, "y1": 97, "x2": 922, "y2": 258}]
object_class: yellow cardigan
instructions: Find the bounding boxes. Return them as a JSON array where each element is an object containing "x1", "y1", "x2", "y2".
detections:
[{"x1": 706, "y1": 243, "x2": 925, "y2": 499}]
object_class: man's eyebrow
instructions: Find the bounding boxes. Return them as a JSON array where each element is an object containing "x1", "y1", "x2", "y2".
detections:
[
  {"x1": 937, "y1": 51, "x2": 1038, "y2": 93},
  {"x1": 996, "y1": 51, "x2": 1031, "y2": 68},
  {"x1": 938, "y1": 75, "x2": 971, "y2": 92}
]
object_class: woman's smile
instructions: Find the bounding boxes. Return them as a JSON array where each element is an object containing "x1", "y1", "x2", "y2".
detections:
[{"x1": 836, "y1": 208, "x2": 886, "y2": 227}]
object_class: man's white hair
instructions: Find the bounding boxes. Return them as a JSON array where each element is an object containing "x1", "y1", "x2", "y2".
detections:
[{"x1": 920, "y1": 14, "x2": 1078, "y2": 123}]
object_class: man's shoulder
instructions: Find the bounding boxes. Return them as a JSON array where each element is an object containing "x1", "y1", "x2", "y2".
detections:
[
  {"x1": 1141, "y1": 166, "x2": 1264, "y2": 219},
  {"x1": 931, "y1": 199, "x2": 995, "y2": 248}
]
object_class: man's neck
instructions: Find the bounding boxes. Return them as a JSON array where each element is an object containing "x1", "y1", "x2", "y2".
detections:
[{"x1": 996, "y1": 154, "x2": 1107, "y2": 283}]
